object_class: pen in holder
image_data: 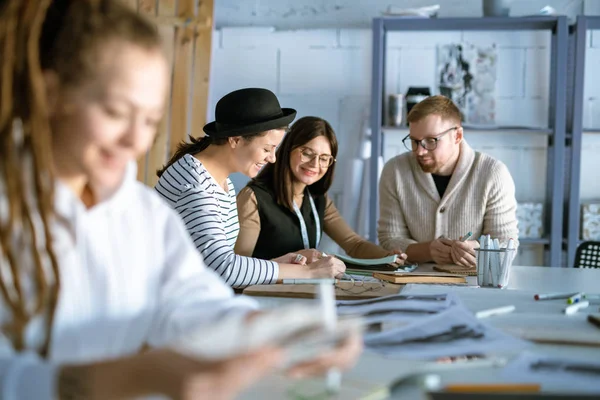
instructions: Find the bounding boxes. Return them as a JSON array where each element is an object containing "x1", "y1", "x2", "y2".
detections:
[{"x1": 475, "y1": 238, "x2": 516, "y2": 288}]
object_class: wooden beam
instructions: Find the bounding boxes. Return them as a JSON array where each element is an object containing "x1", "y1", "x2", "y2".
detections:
[
  {"x1": 138, "y1": 0, "x2": 157, "y2": 15},
  {"x1": 168, "y1": 26, "x2": 194, "y2": 157},
  {"x1": 133, "y1": 0, "x2": 215, "y2": 186},
  {"x1": 135, "y1": 1, "x2": 157, "y2": 183},
  {"x1": 158, "y1": 0, "x2": 176, "y2": 17},
  {"x1": 145, "y1": 25, "x2": 176, "y2": 187},
  {"x1": 144, "y1": 15, "x2": 212, "y2": 28},
  {"x1": 190, "y1": 0, "x2": 214, "y2": 140},
  {"x1": 122, "y1": 0, "x2": 138, "y2": 10}
]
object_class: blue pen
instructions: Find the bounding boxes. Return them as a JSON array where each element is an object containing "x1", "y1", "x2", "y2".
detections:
[{"x1": 460, "y1": 232, "x2": 473, "y2": 242}]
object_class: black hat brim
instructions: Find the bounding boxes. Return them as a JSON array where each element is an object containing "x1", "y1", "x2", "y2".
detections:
[{"x1": 203, "y1": 108, "x2": 297, "y2": 138}]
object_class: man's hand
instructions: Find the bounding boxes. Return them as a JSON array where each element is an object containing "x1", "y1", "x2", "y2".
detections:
[
  {"x1": 429, "y1": 238, "x2": 453, "y2": 264},
  {"x1": 449, "y1": 240, "x2": 478, "y2": 268}
]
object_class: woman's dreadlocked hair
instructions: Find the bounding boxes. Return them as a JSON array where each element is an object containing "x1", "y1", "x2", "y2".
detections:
[{"x1": 0, "y1": 0, "x2": 161, "y2": 358}]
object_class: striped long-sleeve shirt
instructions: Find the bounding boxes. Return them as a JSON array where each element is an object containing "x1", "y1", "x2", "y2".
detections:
[{"x1": 155, "y1": 154, "x2": 279, "y2": 288}]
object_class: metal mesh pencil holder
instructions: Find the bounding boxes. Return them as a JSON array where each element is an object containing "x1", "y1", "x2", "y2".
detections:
[{"x1": 474, "y1": 247, "x2": 516, "y2": 288}]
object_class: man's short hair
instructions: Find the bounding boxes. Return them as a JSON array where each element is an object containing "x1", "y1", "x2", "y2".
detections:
[{"x1": 407, "y1": 95, "x2": 462, "y2": 126}]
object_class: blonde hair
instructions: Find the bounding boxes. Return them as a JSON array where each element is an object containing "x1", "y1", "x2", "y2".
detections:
[
  {"x1": 407, "y1": 95, "x2": 462, "y2": 126},
  {"x1": 0, "y1": 0, "x2": 161, "y2": 357}
]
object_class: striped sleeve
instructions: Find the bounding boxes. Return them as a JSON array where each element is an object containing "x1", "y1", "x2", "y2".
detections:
[{"x1": 174, "y1": 186, "x2": 279, "y2": 288}]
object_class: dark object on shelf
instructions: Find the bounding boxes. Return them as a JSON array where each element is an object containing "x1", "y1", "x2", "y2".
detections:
[
  {"x1": 573, "y1": 241, "x2": 600, "y2": 269},
  {"x1": 482, "y1": 0, "x2": 511, "y2": 17},
  {"x1": 405, "y1": 87, "x2": 431, "y2": 117}
]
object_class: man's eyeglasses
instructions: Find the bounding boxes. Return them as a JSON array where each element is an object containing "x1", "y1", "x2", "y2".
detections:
[
  {"x1": 298, "y1": 148, "x2": 336, "y2": 168},
  {"x1": 402, "y1": 126, "x2": 458, "y2": 152}
]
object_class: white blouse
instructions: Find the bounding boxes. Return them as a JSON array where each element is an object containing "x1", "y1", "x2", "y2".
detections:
[{"x1": 0, "y1": 164, "x2": 256, "y2": 399}]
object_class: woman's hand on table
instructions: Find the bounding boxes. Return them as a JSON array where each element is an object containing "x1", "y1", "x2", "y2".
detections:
[
  {"x1": 294, "y1": 249, "x2": 325, "y2": 263},
  {"x1": 306, "y1": 256, "x2": 346, "y2": 278},
  {"x1": 389, "y1": 249, "x2": 408, "y2": 266},
  {"x1": 273, "y1": 252, "x2": 307, "y2": 265}
]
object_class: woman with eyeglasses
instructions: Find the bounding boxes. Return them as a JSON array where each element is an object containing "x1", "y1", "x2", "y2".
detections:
[
  {"x1": 235, "y1": 116, "x2": 408, "y2": 264},
  {"x1": 156, "y1": 89, "x2": 346, "y2": 288}
]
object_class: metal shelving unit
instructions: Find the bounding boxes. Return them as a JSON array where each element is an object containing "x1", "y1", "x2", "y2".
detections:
[
  {"x1": 565, "y1": 16, "x2": 600, "y2": 268},
  {"x1": 369, "y1": 16, "x2": 569, "y2": 268}
]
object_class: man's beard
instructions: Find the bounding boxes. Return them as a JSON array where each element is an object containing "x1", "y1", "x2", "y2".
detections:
[{"x1": 417, "y1": 158, "x2": 437, "y2": 173}]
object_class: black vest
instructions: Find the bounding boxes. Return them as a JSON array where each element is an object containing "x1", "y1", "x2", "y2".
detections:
[{"x1": 247, "y1": 181, "x2": 326, "y2": 260}]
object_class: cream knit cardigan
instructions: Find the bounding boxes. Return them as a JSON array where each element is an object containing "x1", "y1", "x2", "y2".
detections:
[{"x1": 378, "y1": 140, "x2": 519, "y2": 252}]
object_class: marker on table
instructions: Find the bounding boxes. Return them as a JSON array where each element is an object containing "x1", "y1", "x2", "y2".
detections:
[
  {"x1": 566, "y1": 293, "x2": 584, "y2": 304},
  {"x1": 583, "y1": 293, "x2": 600, "y2": 300},
  {"x1": 282, "y1": 279, "x2": 337, "y2": 285},
  {"x1": 460, "y1": 231, "x2": 473, "y2": 242},
  {"x1": 588, "y1": 315, "x2": 600, "y2": 330},
  {"x1": 475, "y1": 305, "x2": 516, "y2": 319},
  {"x1": 564, "y1": 300, "x2": 590, "y2": 315},
  {"x1": 443, "y1": 383, "x2": 540, "y2": 393},
  {"x1": 534, "y1": 292, "x2": 579, "y2": 301}
]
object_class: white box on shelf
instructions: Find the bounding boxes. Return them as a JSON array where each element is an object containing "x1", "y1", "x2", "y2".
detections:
[
  {"x1": 581, "y1": 203, "x2": 600, "y2": 241},
  {"x1": 516, "y1": 202, "x2": 543, "y2": 239}
]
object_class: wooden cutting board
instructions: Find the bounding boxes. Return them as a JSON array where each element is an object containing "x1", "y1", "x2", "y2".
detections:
[{"x1": 243, "y1": 281, "x2": 403, "y2": 300}]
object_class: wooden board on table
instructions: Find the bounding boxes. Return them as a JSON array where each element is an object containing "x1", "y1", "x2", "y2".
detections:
[
  {"x1": 434, "y1": 264, "x2": 478, "y2": 276},
  {"x1": 243, "y1": 281, "x2": 403, "y2": 300},
  {"x1": 373, "y1": 272, "x2": 467, "y2": 285}
]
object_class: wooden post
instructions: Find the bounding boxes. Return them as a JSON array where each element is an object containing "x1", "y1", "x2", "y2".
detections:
[
  {"x1": 136, "y1": 1, "x2": 155, "y2": 183},
  {"x1": 138, "y1": 0, "x2": 156, "y2": 15},
  {"x1": 145, "y1": 2, "x2": 177, "y2": 186},
  {"x1": 132, "y1": 0, "x2": 214, "y2": 186},
  {"x1": 167, "y1": 0, "x2": 195, "y2": 161},
  {"x1": 122, "y1": 0, "x2": 138, "y2": 10},
  {"x1": 191, "y1": 1, "x2": 215, "y2": 139}
]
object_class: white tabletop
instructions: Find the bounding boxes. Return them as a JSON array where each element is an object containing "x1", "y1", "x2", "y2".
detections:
[{"x1": 242, "y1": 265, "x2": 600, "y2": 399}]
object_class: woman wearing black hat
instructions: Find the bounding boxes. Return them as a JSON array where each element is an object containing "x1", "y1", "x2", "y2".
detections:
[{"x1": 156, "y1": 88, "x2": 346, "y2": 288}]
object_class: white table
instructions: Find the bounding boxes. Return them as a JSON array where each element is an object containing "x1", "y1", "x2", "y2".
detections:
[{"x1": 242, "y1": 266, "x2": 600, "y2": 399}]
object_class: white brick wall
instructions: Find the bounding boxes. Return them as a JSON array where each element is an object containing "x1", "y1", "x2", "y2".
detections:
[{"x1": 209, "y1": 25, "x2": 600, "y2": 265}]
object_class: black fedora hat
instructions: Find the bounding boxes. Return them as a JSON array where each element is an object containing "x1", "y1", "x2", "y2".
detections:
[{"x1": 203, "y1": 88, "x2": 297, "y2": 138}]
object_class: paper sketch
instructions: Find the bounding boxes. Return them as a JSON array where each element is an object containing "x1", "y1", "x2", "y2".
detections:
[
  {"x1": 502, "y1": 352, "x2": 600, "y2": 393},
  {"x1": 437, "y1": 43, "x2": 497, "y2": 125},
  {"x1": 364, "y1": 305, "x2": 529, "y2": 360}
]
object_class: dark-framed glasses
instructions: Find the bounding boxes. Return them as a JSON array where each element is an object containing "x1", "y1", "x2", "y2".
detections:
[
  {"x1": 402, "y1": 126, "x2": 458, "y2": 151},
  {"x1": 298, "y1": 148, "x2": 336, "y2": 168}
]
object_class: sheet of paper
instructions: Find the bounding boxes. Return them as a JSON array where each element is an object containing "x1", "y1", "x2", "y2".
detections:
[
  {"x1": 501, "y1": 352, "x2": 600, "y2": 393},
  {"x1": 364, "y1": 305, "x2": 530, "y2": 360},
  {"x1": 336, "y1": 293, "x2": 459, "y2": 317},
  {"x1": 399, "y1": 284, "x2": 600, "y2": 346}
]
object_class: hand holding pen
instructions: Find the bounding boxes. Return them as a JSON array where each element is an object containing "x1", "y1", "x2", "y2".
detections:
[{"x1": 449, "y1": 231, "x2": 477, "y2": 268}]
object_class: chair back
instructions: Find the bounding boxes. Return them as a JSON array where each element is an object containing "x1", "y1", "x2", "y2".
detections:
[{"x1": 574, "y1": 241, "x2": 600, "y2": 268}]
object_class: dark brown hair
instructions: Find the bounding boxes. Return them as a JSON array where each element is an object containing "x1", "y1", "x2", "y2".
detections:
[
  {"x1": 0, "y1": 0, "x2": 161, "y2": 357},
  {"x1": 407, "y1": 95, "x2": 462, "y2": 126},
  {"x1": 253, "y1": 116, "x2": 338, "y2": 210},
  {"x1": 156, "y1": 131, "x2": 273, "y2": 177}
]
